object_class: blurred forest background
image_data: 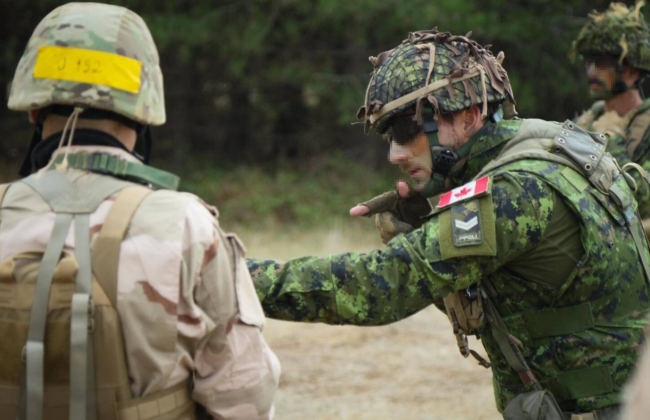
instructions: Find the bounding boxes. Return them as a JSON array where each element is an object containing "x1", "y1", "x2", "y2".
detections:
[{"x1": 0, "y1": 0, "x2": 641, "y2": 226}]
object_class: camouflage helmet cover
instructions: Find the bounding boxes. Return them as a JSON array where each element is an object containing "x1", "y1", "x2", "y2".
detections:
[
  {"x1": 357, "y1": 29, "x2": 516, "y2": 134},
  {"x1": 8, "y1": 2, "x2": 165, "y2": 125},
  {"x1": 571, "y1": 1, "x2": 650, "y2": 73}
]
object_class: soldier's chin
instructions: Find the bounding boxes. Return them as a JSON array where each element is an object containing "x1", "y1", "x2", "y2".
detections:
[
  {"x1": 589, "y1": 88, "x2": 612, "y2": 100},
  {"x1": 409, "y1": 179, "x2": 428, "y2": 192}
]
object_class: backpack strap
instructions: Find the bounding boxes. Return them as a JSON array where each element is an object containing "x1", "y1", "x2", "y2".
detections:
[
  {"x1": 0, "y1": 184, "x2": 9, "y2": 206},
  {"x1": 18, "y1": 173, "x2": 76, "y2": 420},
  {"x1": 0, "y1": 183, "x2": 10, "y2": 227},
  {"x1": 70, "y1": 213, "x2": 96, "y2": 420},
  {"x1": 17, "y1": 171, "x2": 142, "y2": 420},
  {"x1": 91, "y1": 186, "x2": 153, "y2": 308}
]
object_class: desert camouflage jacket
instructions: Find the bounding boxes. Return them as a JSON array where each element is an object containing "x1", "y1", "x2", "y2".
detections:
[
  {"x1": 576, "y1": 99, "x2": 650, "y2": 218},
  {"x1": 248, "y1": 119, "x2": 650, "y2": 413},
  {"x1": 0, "y1": 145, "x2": 280, "y2": 420}
]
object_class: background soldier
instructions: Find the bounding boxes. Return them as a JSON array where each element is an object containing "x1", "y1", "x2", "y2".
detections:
[
  {"x1": 572, "y1": 1, "x2": 650, "y2": 227},
  {"x1": 0, "y1": 3, "x2": 279, "y2": 419},
  {"x1": 247, "y1": 29, "x2": 650, "y2": 420}
]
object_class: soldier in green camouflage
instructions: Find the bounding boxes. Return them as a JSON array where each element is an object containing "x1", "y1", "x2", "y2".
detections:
[
  {"x1": 247, "y1": 29, "x2": 650, "y2": 420},
  {"x1": 572, "y1": 1, "x2": 650, "y2": 228}
]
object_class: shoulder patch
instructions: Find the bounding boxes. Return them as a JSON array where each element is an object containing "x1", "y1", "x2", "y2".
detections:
[
  {"x1": 439, "y1": 192, "x2": 497, "y2": 260},
  {"x1": 437, "y1": 177, "x2": 491, "y2": 208}
]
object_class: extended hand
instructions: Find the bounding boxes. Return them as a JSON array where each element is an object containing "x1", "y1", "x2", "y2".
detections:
[{"x1": 350, "y1": 182, "x2": 432, "y2": 244}]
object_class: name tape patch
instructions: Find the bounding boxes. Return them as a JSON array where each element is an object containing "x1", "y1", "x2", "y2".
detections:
[
  {"x1": 33, "y1": 46, "x2": 142, "y2": 93},
  {"x1": 437, "y1": 176, "x2": 490, "y2": 208}
]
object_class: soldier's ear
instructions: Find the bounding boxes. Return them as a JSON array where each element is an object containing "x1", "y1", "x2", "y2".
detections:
[
  {"x1": 461, "y1": 106, "x2": 483, "y2": 136},
  {"x1": 622, "y1": 64, "x2": 641, "y2": 86}
]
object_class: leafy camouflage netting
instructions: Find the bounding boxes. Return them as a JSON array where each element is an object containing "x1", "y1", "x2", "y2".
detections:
[
  {"x1": 571, "y1": 1, "x2": 650, "y2": 73},
  {"x1": 357, "y1": 28, "x2": 516, "y2": 134},
  {"x1": 8, "y1": 3, "x2": 165, "y2": 126}
]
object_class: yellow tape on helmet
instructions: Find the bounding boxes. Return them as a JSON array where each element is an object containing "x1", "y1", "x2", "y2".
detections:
[{"x1": 33, "y1": 46, "x2": 142, "y2": 93}]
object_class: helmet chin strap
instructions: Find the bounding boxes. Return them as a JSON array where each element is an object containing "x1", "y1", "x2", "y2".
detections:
[
  {"x1": 417, "y1": 120, "x2": 465, "y2": 198},
  {"x1": 418, "y1": 108, "x2": 501, "y2": 197},
  {"x1": 591, "y1": 65, "x2": 634, "y2": 100}
]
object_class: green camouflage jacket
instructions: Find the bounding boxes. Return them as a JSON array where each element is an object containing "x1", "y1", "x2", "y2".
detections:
[
  {"x1": 576, "y1": 99, "x2": 650, "y2": 218},
  {"x1": 248, "y1": 119, "x2": 650, "y2": 413}
]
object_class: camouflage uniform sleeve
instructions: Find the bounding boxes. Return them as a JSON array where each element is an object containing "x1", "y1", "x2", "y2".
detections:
[
  {"x1": 621, "y1": 158, "x2": 650, "y2": 219},
  {"x1": 248, "y1": 172, "x2": 554, "y2": 325},
  {"x1": 606, "y1": 132, "x2": 631, "y2": 166},
  {"x1": 606, "y1": 132, "x2": 650, "y2": 218},
  {"x1": 184, "y1": 202, "x2": 280, "y2": 419},
  {"x1": 636, "y1": 160, "x2": 650, "y2": 218}
]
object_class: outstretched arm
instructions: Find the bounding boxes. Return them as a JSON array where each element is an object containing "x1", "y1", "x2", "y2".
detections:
[{"x1": 248, "y1": 172, "x2": 555, "y2": 326}]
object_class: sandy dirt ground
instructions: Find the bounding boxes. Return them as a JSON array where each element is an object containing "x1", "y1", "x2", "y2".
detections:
[{"x1": 239, "y1": 221, "x2": 501, "y2": 420}]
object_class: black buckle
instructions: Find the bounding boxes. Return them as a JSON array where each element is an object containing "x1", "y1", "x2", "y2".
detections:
[
  {"x1": 88, "y1": 153, "x2": 110, "y2": 175},
  {"x1": 432, "y1": 149, "x2": 458, "y2": 176}
]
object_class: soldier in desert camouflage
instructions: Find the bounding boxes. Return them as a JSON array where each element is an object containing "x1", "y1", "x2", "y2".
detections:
[
  {"x1": 248, "y1": 29, "x2": 650, "y2": 420},
  {"x1": 0, "y1": 3, "x2": 279, "y2": 420},
  {"x1": 572, "y1": 2, "x2": 650, "y2": 230}
]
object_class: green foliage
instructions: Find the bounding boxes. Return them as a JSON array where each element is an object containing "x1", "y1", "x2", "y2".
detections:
[
  {"x1": 0, "y1": 0, "x2": 637, "y2": 168},
  {"x1": 180, "y1": 153, "x2": 397, "y2": 227}
]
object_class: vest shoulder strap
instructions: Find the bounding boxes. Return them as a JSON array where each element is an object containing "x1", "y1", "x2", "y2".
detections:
[
  {"x1": 91, "y1": 186, "x2": 153, "y2": 308},
  {"x1": 0, "y1": 183, "x2": 10, "y2": 226},
  {"x1": 626, "y1": 105, "x2": 650, "y2": 159},
  {"x1": 575, "y1": 101, "x2": 605, "y2": 130}
]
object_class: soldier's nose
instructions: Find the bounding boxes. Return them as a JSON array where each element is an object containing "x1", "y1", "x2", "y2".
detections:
[{"x1": 389, "y1": 142, "x2": 411, "y2": 164}]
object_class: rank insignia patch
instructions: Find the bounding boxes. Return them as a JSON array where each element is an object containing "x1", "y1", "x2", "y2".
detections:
[{"x1": 452, "y1": 199, "x2": 483, "y2": 247}]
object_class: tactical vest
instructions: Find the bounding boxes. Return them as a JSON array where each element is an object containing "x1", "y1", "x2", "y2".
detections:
[
  {"x1": 445, "y1": 119, "x2": 650, "y2": 410},
  {"x1": 0, "y1": 159, "x2": 195, "y2": 420},
  {"x1": 576, "y1": 99, "x2": 650, "y2": 162}
]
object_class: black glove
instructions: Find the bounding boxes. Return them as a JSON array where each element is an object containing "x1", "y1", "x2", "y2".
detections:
[{"x1": 358, "y1": 190, "x2": 432, "y2": 244}]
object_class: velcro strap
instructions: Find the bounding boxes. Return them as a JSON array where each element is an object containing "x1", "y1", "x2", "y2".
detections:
[
  {"x1": 54, "y1": 153, "x2": 179, "y2": 191},
  {"x1": 523, "y1": 302, "x2": 594, "y2": 339},
  {"x1": 118, "y1": 380, "x2": 194, "y2": 420},
  {"x1": 541, "y1": 366, "x2": 613, "y2": 403}
]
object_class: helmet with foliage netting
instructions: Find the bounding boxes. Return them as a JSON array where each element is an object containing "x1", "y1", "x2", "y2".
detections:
[
  {"x1": 8, "y1": 2, "x2": 165, "y2": 126},
  {"x1": 357, "y1": 29, "x2": 516, "y2": 134},
  {"x1": 571, "y1": 1, "x2": 650, "y2": 73}
]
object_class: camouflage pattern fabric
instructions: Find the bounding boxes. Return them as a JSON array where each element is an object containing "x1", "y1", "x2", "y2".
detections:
[
  {"x1": 8, "y1": 3, "x2": 165, "y2": 125},
  {"x1": 357, "y1": 29, "x2": 516, "y2": 134},
  {"x1": 576, "y1": 99, "x2": 650, "y2": 218},
  {"x1": 248, "y1": 119, "x2": 650, "y2": 413},
  {"x1": 0, "y1": 146, "x2": 280, "y2": 419},
  {"x1": 571, "y1": 1, "x2": 650, "y2": 73}
]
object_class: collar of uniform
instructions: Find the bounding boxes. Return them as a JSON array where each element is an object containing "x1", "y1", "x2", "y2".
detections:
[
  {"x1": 448, "y1": 118, "x2": 523, "y2": 186},
  {"x1": 32, "y1": 128, "x2": 141, "y2": 171},
  {"x1": 52, "y1": 146, "x2": 142, "y2": 165}
]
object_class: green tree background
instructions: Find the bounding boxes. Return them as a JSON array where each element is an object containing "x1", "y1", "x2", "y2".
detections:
[{"x1": 0, "y1": 0, "x2": 638, "y2": 225}]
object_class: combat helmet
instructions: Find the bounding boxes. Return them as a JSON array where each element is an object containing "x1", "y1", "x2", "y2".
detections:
[
  {"x1": 357, "y1": 28, "x2": 516, "y2": 135},
  {"x1": 571, "y1": 1, "x2": 650, "y2": 74},
  {"x1": 8, "y1": 2, "x2": 165, "y2": 125}
]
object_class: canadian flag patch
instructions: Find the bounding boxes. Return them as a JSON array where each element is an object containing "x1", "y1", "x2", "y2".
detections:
[{"x1": 437, "y1": 177, "x2": 490, "y2": 208}]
